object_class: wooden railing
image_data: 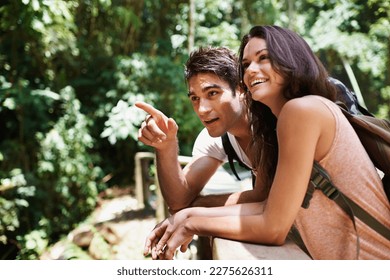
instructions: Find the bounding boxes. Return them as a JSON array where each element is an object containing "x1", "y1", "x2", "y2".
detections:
[{"x1": 212, "y1": 237, "x2": 311, "y2": 260}]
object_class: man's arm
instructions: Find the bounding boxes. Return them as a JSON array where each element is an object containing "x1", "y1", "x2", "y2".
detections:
[
  {"x1": 154, "y1": 142, "x2": 223, "y2": 212},
  {"x1": 136, "y1": 101, "x2": 265, "y2": 211}
]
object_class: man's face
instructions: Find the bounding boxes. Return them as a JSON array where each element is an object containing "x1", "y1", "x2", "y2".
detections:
[{"x1": 187, "y1": 73, "x2": 245, "y2": 137}]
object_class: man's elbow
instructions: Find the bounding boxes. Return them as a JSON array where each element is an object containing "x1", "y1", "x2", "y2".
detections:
[
  {"x1": 167, "y1": 205, "x2": 185, "y2": 214},
  {"x1": 166, "y1": 200, "x2": 192, "y2": 214}
]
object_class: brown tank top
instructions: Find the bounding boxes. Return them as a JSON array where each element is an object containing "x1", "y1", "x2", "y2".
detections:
[{"x1": 294, "y1": 96, "x2": 390, "y2": 259}]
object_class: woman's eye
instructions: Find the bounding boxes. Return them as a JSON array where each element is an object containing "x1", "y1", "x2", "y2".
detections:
[{"x1": 259, "y1": 54, "x2": 269, "y2": 61}]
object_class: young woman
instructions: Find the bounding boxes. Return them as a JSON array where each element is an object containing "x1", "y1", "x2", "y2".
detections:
[{"x1": 143, "y1": 26, "x2": 390, "y2": 260}]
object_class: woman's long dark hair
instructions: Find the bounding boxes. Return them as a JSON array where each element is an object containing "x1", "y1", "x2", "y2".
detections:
[{"x1": 238, "y1": 25, "x2": 338, "y2": 190}]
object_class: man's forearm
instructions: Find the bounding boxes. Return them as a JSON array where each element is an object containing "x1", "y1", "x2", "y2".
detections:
[{"x1": 155, "y1": 145, "x2": 195, "y2": 211}]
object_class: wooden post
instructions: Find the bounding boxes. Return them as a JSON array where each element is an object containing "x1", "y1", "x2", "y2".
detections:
[
  {"x1": 134, "y1": 152, "x2": 155, "y2": 209},
  {"x1": 134, "y1": 153, "x2": 192, "y2": 221}
]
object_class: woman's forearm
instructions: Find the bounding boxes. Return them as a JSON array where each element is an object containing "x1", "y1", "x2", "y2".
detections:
[
  {"x1": 180, "y1": 201, "x2": 291, "y2": 246},
  {"x1": 185, "y1": 214, "x2": 285, "y2": 245},
  {"x1": 187, "y1": 201, "x2": 266, "y2": 218}
]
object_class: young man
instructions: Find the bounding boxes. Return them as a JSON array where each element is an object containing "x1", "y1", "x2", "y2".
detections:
[{"x1": 136, "y1": 47, "x2": 264, "y2": 213}]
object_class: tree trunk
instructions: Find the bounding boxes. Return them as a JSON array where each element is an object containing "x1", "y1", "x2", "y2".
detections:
[
  {"x1": 287, "y1": 0, "x2": 295, "y2": 31},
  {"x1": 188, "y1": 0, "x2": 195, "y2": 54}
]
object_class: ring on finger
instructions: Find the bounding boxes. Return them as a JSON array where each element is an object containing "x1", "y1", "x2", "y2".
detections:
[{"x1": 145, "y1": 114, "x2": 152, "y2": 123}]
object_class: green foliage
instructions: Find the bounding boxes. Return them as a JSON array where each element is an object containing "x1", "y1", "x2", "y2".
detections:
[
  {"x1": 101, "y1": 99, "x2": 147, "y2": 144},
  {"x1": 16, "y1": 228, "x2": 49, "y2": 260},
  {"x1": 0, "y1": 0, "x2": 389, "y2": 259},
  {"x1": 300, "y1": 0, "x2": 390, "y2": 116},
  {"x1": 0, "y1": 84, "x2": 103, "y2": 259},
  {"x1": 240, "y1": 0, "x2": 284, "y2": 29},
  {"x1": 36, "y1": 86, "x2": 102, "y2": 237},
  {"x1": 195, "y1": 0, "x2": 241, "y2": 49},
  {"x1": 377, "y1": 86, "x2": 390, "y2": 119},
  {"x1": 59, "y1": 241, "x2": 94, "y2": 260},
  {"x1": 0, "y1": 169, "x2": 35, "y2": 246}
]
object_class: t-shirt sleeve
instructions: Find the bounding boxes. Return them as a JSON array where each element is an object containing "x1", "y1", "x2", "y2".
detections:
[{"x1": 192, "y1": 128, "x2": 227, "y2": 162}]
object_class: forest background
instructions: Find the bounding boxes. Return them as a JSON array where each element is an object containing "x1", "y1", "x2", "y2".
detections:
[{"x1": 0, "y1": 0, "x2": 389, "y2": 259}]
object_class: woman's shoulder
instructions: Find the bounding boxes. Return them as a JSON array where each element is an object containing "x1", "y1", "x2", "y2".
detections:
[
  {"x1": 278, "y1": 96, "x2": 337, "y2": 162},
  {"x1": 285, "y1": 95, "x2": 330, "y2": 106},
  {"x1": 278, "y1": 96, "x2": 336, "y2": 139},
  {"x1": 281, "y1": 95, "x2": 331, "y2": 119}
]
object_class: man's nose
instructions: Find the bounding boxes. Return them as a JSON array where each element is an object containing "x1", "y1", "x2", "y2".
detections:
[{"x1": 198, "y1": 99, "x2": 212, "y2": 114}]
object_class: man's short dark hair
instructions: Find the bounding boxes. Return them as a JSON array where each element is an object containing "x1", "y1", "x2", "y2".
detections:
[{"x1": 184, "y1": 47, "x2": 240, "y2": 95}]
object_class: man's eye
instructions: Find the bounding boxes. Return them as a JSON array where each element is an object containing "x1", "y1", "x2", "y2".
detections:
[
  {"x1": 190, "y1": 96, "x2": 199, "y2": 101},
  {"x1": 209, "y1": 91, "x2": 218, "y2": 97}
]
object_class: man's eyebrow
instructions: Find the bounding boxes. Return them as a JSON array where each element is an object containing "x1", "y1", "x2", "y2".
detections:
[
  {"x1": 187, "y1": 83, "x2": 224, "y2": 97},
  {"x1": 203, "y1": 84, "x2": 223, "y2": 91}
]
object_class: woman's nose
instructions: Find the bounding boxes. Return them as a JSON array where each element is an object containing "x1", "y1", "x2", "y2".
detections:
[
  {"x1": 247, "y1": 61, "x2": 259, "y2": 73},
  {"x1": 244, "y1": 62, "x2": 259, "y2": 85}
]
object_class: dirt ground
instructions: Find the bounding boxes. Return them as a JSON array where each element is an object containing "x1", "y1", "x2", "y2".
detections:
[
  {"x1": 40, "y1": 187, "x2": 197, "y2": 260},
  {"x1": 40, "y1": 187, "x2": 155, "y2": 260}
]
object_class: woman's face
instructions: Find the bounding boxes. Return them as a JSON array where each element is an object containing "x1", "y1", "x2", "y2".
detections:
[{"x1": 242, "y1": 37, "x2": 285, "y2": 109}]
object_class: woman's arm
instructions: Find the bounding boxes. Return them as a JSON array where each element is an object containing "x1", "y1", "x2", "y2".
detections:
[{"x1": 260, "y1": 97, "x2": 335, "y2": 243}]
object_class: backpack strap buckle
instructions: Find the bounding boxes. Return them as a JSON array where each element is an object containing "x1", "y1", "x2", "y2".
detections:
[
  {"x1": 311, "y1": 162, "x2": 339, "y2": 200},
  {"x1": 302, "y1": 163, "x2": 339, "y2": 209},
  {"x1": 313, "y1": 176, "x2": 339, "y2": 200}
]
